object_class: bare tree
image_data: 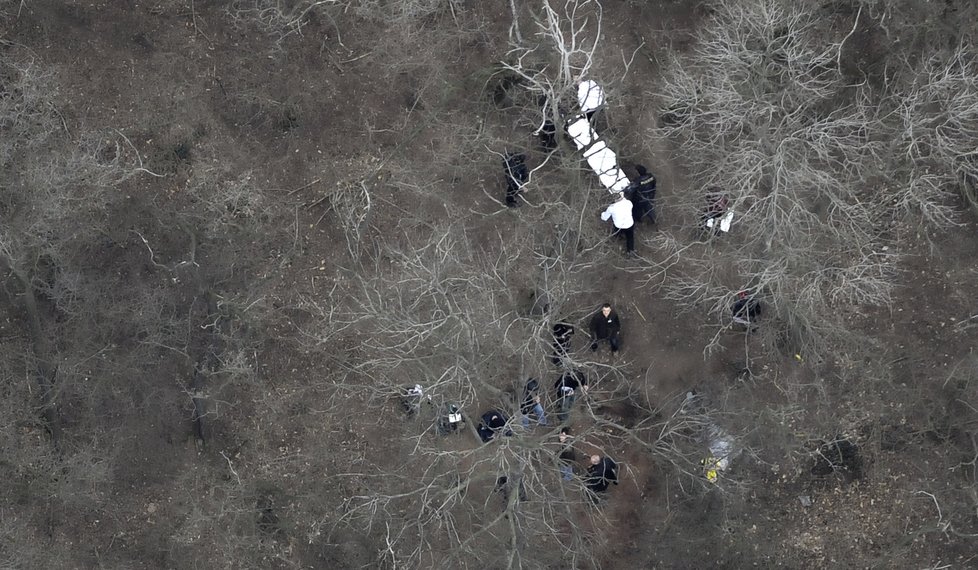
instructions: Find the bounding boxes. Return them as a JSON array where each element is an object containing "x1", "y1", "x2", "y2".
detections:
[{"x1": 648, "y1": 0, "x2": 924, "y2": 361}]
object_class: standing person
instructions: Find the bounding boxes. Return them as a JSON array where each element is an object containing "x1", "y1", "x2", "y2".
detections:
[
  {"x1": 551, "y1": 321, "x2": 575, "y2": 365},
  {"x1": 556, "y1": 427, "x2": 578, "y2": 481},
  {"x1": 589, "y1": 303, "x2": 622, "y2": 353},
  {"x1": 503, "y1": 152, "x2": 529, "y2": 208},
  {"x1": 536, "y1": 95, "x2": 560, "y2": 152},
  {"x1": 537, "y1": 119, "x2": 557, "y2": 152},
  {"x1": 600, "y1": 192, "x2": 635, "y2": 253},
  {"x1": 627, "y1": 164, "x2": 657, "y2": 225},
  {"x1": 520, "y1": 378, "x2": 548, "y2": 428},
  {"x1": 586, "y1": 455, "x2": 619, "y2": 499},
  {"x1": 554, "y1": 369, "x2": 587, "y2": 423}
]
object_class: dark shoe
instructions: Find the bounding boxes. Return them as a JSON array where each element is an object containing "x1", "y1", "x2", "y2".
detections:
[{"x1": 590, "y1": 343, "x2": 598, "y2": 352}]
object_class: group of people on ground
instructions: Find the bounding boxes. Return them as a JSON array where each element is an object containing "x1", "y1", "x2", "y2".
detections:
[
  {"x1": 473, "y1": 302, "x2": 627, "y2": 501},
  {"x1": 491, "y1": 81, "x2": 758, "y2": 496},
  {"x1": 422, "y1": 290, "x2": 759, "y2": 504}
]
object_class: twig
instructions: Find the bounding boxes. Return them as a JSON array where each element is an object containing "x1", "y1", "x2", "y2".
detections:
[
  {"x1": 287, "y1": 178, "x2": 322, "y2": 196},
  {"x1": 220, "y1": 451, "x2": 242, "y2": 485},
  {"x1": 115, "y1": 129, "x2": 165, "y2": 178},
  {"x1": 631, "y1": 302, "x2": 646, "y2": 322},
  {"x1": 132, "y1": 230, "x2": 170, "y2": 270},
  {"x1": 836, "y1": 5, "x2": 862, "y2": 76},
  {"x1": 340, "y1": 52, "x2": 371, "y2": 64}
]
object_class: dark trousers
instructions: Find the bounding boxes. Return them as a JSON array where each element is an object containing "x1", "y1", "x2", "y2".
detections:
[
  {"x1": 614, "y1": 226, "x2": 635, "y2": 252},
  {"x1": 633, "y1": 200, "x2": 656, "y2": 224},
  {"x1": 591, "y1": 334, "x2": 620, "y2": 352}
]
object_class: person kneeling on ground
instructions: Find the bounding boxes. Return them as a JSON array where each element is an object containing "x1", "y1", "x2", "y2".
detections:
[
  {"x1": 478, "y1": 410, "x2": 512, "y2": 443},
  {"x1": 586, "y1": 454, "x2": 619, "y2": 500},
  {"x1": 702, "y1": 189, "x2": 733, "y2": 234},
  {"x1": 520, "y1": 378, "x2": 548, "y2": 428},
  {"x1": 557, "y1": 427, "x2": 578, "y2": 481},
  {"x1": 435, "y1": 402, "x2": 464, "y2": 436},
  {"x1": 600, "y1": 192, "x2": 635, "y2": 254},
  {"x1": 731, "y1": 290, "x2": 761, "y2": 330},
  {"x1": 554, "y1": 370, "x2": 587, "y2": 423},
  {"x1": 589, "y1": 303, "x2": 622, "y2": 353}
]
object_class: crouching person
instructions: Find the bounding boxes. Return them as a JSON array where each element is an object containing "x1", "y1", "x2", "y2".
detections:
[
  {"x1": 556, "y1": 427, "x2": 578, "y2": 481},
  {"x1": 554, "y1": 370, "x2": 587, "y2": 424},
  {"x1": 586, "y1": 454, "x2": 619, "y2": 502},
  {"x1": 731, "y1": 290, "x2": 762, "y2": 331},
  {"x1": 520, "y1": 378, "x2": 548, "y2": 428},
  {"x1": 478, "y1": 410, "x2": 512, "y2": 443}
]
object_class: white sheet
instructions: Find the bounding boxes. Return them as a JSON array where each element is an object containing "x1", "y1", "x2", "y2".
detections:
[
  {"x1": 578, "y1": 80, "x2": 606, "y2": 112},
  {"x1": 566, "y1": 116, "x2": 597, "y2": 150}
]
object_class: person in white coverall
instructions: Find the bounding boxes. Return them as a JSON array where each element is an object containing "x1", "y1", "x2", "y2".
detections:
[{"x1": 600, "y1": 192, "x2": 635, "y2": 253}]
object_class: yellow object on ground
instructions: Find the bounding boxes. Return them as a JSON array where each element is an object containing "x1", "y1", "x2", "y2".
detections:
[{"x1": 702, "y1": 456, "x2": 721, "y2": 483}]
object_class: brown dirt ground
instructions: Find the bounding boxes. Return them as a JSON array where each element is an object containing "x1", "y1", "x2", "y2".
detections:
[{"x1": 3, "y1": 0, "x2": 977, "y2": 568}]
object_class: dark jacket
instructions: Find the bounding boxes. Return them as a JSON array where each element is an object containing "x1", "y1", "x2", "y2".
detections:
[
  {"x1": 627, "y1": 166, "x2": 657, "y2": 223},
  {"x1": 554, "y1": 371, "x2": 586, "y2": 399},
  {"x1": 551, "y1": 323, "x2": 575, "y2": 363},
  {"x1": 553, "y1": 322, "x2": 575, "y2": 344},
  {"x1": 521, "y1": 379, "x2": 540, "y2": 415},
  {"x1": 586, "y1": 457, "x2": 619, "y2": 493},
  {"x1": 504, "y1": 153, "x2": 528, "y2": 192},
  {"x1": 478, "y1": 410, "x2": 510, "y2": 443},
  {"x1": 732, "y1": 296, "x2": 761, "y2": 321},
  {"x1": 589, "y1": 310, "x2": 621, "y2": 341}
]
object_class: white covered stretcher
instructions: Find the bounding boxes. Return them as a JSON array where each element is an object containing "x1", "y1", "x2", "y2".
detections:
[
  {"x1": 568, "y1": 80, "x2": 630, "y2": 194},
  {"x1": 578, "y1": 80, "x2": 606, "y2": 113},
  {"x1": 566, "y1": 116, "x2": 598, "y2": 151}
]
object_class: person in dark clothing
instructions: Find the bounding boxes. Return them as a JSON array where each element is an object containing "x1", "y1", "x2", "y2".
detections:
[
  {"x1": 495, "y1": 474, "x2": 528, "y2": 503},
  {"x1": 538, "y1": 119, "x2": 557, "y2": 151},
  {"x1": 557, "y1": 427, "x2": 578, "y2": 481},
  {"x1": 536, "y1": 95, "x2": 560, "y2": 152},
  {"x1": 586, "y1": 455, "x2": 619, "y2": 497},
  {"x1": 478, "y1": 410, "x2": 512, "y2": 443},
  {"x1": 626, "y1": 165, "x2": 657, "y2": 225},
  {"x1": 554, "y1": 370, "x2": 587, "y2": 423},
  {"x1": 503, "y1": 152, "x2": 529, "y2": 208},
  {"x1": 520, "y1": 378, "x2": 548, "y2": 428},
  {"x1": 589, "y1": 303, "x2": 622, "y2": 353},
  {"x1": 731, "y1": 290, "x2": 762, "y2": 330},
  {"x1": 551, "y1": 322, "x2": 575, "y2": 364}
]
